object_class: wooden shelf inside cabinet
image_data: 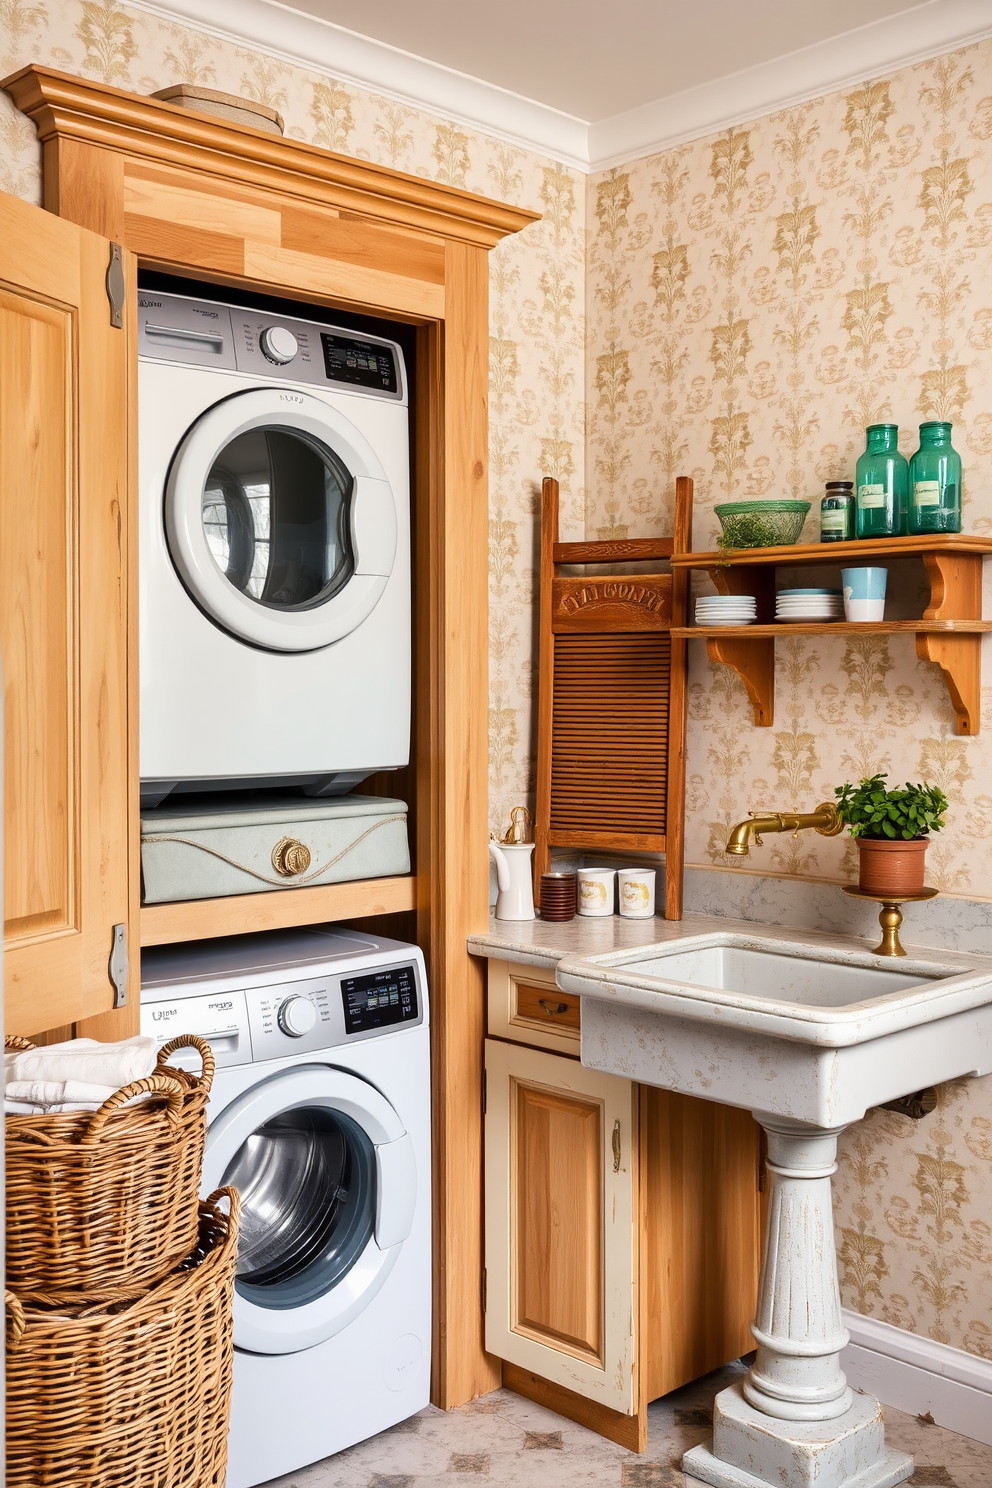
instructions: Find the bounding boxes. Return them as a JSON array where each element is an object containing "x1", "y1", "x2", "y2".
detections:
[
  {"x1": 672, "y1": 534, "x2": 992, "y2": 736},
  {"x1": 140, "y1": 875, "x2": 416, "y2": 947}
]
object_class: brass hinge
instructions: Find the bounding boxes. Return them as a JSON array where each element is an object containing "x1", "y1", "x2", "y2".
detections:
[
  {"x1": 482, "y1": 1268, "x2": 487, "y2": 1312},
  {"x1": 106, "y1": 242, "x2": 125, "y2": 328},
  {"x1": 109, "y1": 923, "x2": 129, "y2": 1008}
]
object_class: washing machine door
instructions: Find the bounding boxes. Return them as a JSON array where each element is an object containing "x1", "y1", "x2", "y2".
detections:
[
  {"x1": 202, "y1": 1065, "x2": 417, "y2": 1354},
  {"x1": 165, "y1": 388, "x2": 398, "y2": 652}
]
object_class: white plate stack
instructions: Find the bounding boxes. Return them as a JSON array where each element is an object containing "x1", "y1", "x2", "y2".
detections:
[
  {"x1": 695, "y1": 594, "x2": 757, "y2": 627},
  {"x1": 775, "y1": 588, "x2": 844, "y2": 623}
]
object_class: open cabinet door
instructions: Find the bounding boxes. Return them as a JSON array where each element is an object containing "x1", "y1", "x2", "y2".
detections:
[{"x1": 0, "y1": 189, "x2": 135, "y2": 1036}]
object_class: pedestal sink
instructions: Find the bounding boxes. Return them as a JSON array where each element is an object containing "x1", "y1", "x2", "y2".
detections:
[{"x1": 556, "y1": 930, "x2": 992, "y2": 1488}]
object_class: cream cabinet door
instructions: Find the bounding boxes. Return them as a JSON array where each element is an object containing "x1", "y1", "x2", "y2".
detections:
[
  {"x1": 484, "y1": 1039, "x2": 637, "y2": 1414},
  {"x1": 0, "y1": 189, "x2": 134, "y2": 1034}
]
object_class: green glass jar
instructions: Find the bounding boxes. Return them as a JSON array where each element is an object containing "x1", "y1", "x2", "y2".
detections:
[
  {"x1": 856, "y1": 425, "x2": 908, "y2": 538},
  {"x1": 909, "y1": 421, "x2": 961, "y2": 534},
  {"x1": 820, "y1": 481, "x2": 855, "y2": 542}
]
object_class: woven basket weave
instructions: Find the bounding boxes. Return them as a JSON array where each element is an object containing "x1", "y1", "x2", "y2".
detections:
[
  {"x1": 6, "y1": 1188, "x2": 239, "y2": 1488},
  {"x1": 5, "y1": 1033, "x2": 214, "y2": 1305}
]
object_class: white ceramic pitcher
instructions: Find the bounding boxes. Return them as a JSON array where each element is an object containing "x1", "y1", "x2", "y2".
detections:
[{"x1": 489, "y1": 841, "x2": 536, "y2": 921}]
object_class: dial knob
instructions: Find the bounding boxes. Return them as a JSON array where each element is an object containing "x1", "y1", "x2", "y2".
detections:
[
  {"x1": 260, "y1": 326, "x2": 299, "y2": 365},
  {"x1": 278, "y1": 995, "x2": 318, "y2": 1038}
]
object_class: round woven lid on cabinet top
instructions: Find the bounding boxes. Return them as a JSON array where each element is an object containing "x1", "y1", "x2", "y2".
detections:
[{"x1": 151, "y1": 84, "x2": 285, "y2": 135}]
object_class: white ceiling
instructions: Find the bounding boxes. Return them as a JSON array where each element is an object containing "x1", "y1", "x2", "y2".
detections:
[
  {"x1": 136, "y1": 0, "x2": 992, "y2": 166},
  {"x1": 283, "y1": 0, "x2": 916, "y2": 122}
]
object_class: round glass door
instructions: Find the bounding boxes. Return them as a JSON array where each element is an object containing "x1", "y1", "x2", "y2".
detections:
[
  {"x1": 201, "y1": 428, "x2": 355, "y2": 612},
  {"x1": 222, "y1": 1105, "x2": 375, "y2": 1311},
  {"x1": 165, "y1": 388, "x2": 398, "y2": 653}
]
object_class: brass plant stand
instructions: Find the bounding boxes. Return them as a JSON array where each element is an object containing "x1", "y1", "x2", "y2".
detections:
[{"x1": 842, "y1": 885, "x2": 939, "y2": 957}]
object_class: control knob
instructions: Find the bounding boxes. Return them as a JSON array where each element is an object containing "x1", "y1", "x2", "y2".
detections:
[
  {"x1": 260, "y1": 325, "x2": 299, "y2": 365},
  {"x1": 278, "y1": 995, "x2": 318, "y2": 1038}
]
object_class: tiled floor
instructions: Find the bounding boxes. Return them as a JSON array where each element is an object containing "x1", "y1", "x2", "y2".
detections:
[{"x1": 262, "y1": 1363, "x2": 992, "y2": 1487}]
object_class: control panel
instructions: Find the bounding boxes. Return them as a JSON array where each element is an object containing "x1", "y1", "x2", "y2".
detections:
[
  {"x1": 137, "y1": 290, "x2": 405, "y2": 403},
  {"x1": 141, "y1": 958, "x2": 424, "y2": 1065}
]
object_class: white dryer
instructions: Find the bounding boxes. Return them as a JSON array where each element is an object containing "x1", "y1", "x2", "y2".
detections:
[
  {"x1": 138, "y1": 289, "x2": 410, "y2": 804},
  {"x1": 141, "y1": 928, "x2": 431, "y2": 1488}
]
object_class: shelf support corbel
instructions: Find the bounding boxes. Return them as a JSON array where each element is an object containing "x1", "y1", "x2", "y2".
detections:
[
  {"x1": 705, "y1": 637, "x2": 775, "y2": 727},
  {"x1": 915, "y1": 631, "x2": 981, "y2": 735}
]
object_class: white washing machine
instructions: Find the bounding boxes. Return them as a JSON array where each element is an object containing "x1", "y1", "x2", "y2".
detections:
[
  {"x1": 138, "y1": 289, "x2": 410, "y2": 804},
  {"x1": 140, "y1": 928, "x2": 431, "y2": 1488}
]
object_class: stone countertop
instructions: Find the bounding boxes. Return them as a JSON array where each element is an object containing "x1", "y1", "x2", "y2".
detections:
[{"x1": 467, "y1": 911, "x2": 987, "y2": 976}]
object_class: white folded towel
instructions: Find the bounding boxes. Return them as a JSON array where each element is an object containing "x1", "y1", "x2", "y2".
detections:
[
  {"x1": 4, "y1": 1035, "x2": 157, "y2": 1091},
  {"x1": 5, "y1": 1080, "x2": 118, "y2": 1106},
  {"x1": 5, "y1": 1099, "x2": 108, "y2": 1114}
]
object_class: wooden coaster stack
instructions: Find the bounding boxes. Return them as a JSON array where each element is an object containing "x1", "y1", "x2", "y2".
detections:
[{"x1": 539, "y1": 872, "x2": 576, "y2": 921}]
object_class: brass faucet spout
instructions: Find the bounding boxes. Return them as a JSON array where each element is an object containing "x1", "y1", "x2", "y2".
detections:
[{"x1": 724, "y1": 802, "x2": 842, "y2": 857}]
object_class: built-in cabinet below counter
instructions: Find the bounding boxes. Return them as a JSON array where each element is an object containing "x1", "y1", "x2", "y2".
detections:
[{"x1": 471, "y1": 916, "x2": 765, "y2": 1452}]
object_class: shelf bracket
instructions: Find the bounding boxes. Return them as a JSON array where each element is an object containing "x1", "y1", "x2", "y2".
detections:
[
  {"x1": 915, "y1": 632, "x2": 981, "y2": 735},
  {"x1": 706, "y1": 636, "x2": 775, "y2": 727}
]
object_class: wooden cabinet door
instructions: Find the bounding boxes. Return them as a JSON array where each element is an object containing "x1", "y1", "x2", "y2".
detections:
[
  {"x1": 485, "y1": 1039, "x2": 637, "y2": 1414},
  {"x1": 0, "y1": 189, "x2": 134, "y2": 1035}
]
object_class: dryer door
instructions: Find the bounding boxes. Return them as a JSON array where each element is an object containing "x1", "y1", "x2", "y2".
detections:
[
  {"x1": 165, "y1": 388, "x2": 398, "y2": 652},
  {"x1": 202, "y1": 1064, "x2": 417, "y2": 1355}
]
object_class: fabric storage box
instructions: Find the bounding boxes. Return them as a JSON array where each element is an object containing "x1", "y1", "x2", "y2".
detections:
[{"x1": 140, "y1": 794, "x2": 409, "y2": 903}]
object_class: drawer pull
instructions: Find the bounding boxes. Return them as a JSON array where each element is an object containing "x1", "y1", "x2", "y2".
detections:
[
  {"x1": 612, "y1": 1119, "x2": 622, "y2": 1172},
  {"x1": 272, "y1": 836, "x2": 312, "y2": 877},
  {"x1": 538, "y1": 998, "x2": 569, "y2": 1018}
]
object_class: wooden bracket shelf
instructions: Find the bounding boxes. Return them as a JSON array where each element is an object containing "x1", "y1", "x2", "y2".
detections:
[
  {"x1": 140, "y1": 874, "x2": 416, "y2": 947},
  {"x1": 672, "y1": 534, "x2": 992, "y2": 736}
]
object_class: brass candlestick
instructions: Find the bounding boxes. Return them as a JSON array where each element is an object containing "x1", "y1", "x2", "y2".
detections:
[{"x1": 842, "y1": 885, "x2": 939, "y2": 956}]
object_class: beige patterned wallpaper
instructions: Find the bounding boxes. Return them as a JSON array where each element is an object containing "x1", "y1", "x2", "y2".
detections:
[
  {"x1": 586, "y1": 42, "x2": 992, "y2": 1358},
  {"x1": 0, "y1": 0, "x2": 587, "y2": 842}
]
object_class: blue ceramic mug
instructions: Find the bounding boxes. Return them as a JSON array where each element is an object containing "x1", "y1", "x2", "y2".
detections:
[{"x1": 841, "y1": 567, "x2": 887, "y2": 622}]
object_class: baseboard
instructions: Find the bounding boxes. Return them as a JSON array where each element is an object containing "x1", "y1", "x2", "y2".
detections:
[
  {"x1": 500, "y1": 1361, "x2": 646, "y2": 1452},
  {"x1": 841, "y1": 1309, "x2": 992, "y2": 1446}
]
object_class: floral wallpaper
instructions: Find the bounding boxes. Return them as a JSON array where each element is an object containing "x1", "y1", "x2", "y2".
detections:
[
  {"x1": 0, "y1": 0, "x2": 587, "y2": 841},
  {"x1": 586, "y1": 41, "x2": 992, "y2": 1359},
  {"x1": 3, "y1": 0, "x2": 992, "y2": 1368}
]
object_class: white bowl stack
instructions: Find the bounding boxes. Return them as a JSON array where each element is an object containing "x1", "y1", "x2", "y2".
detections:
[
  {"x1": 775, "y1": 588, "x2": 844, "y2": 623},
  {"x1": 694, "y1": 594, "x2": 757, "y2": 627}
]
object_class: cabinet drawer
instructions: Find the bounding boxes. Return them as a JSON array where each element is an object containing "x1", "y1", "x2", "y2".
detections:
[
  {"x1": 514, "y1": 983, "x2": 580, "y2": 1032},
  {"x1": 488, "y1": 960, "x2": 580, "y2": 1052}
]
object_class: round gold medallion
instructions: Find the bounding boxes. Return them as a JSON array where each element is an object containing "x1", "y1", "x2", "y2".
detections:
[{"x1": 271, "y1": 836, "x2": 312, "y2": 877}]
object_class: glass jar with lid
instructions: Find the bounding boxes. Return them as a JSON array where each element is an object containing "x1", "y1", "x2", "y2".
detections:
[
  {"x1": 819, "y1": 481, "x2": 855, "y2": 542},
  {"x1": 856, "y1": 425, "x2": 908, "y2": 538},
  {"x1": 908, "y1": 422, "x2": 961, "y2": 533}
]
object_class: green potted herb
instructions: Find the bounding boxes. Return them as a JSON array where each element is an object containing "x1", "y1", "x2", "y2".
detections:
[{"x1": 834, "y1": 773, "x2": 948, "y2": 895}]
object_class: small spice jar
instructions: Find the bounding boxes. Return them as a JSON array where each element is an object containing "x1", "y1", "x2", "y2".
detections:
[{"x1": 819, "y1": 481, "x2": 855, "y2": 542}]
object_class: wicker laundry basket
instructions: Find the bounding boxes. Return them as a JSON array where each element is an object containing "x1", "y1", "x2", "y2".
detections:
[
  {"x1": 5, "y1": 1033, "x2": 214, "y2": 1305},
  {"x1": 6, "y1": 1188, "x2": 239, "y2": 1488}
]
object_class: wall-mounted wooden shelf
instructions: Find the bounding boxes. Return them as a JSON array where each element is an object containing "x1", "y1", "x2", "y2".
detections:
[
  {"x1": 671, "y1": 534, "x2": 992, "y2": 735},
  {"x1": 140, "y1": 874, "x2": 416, "y2": 947}
]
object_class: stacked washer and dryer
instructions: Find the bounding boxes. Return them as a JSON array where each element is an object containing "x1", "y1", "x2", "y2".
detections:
[{"x1": 137, "y1": 289, "x2": 430, "y2": 1486}]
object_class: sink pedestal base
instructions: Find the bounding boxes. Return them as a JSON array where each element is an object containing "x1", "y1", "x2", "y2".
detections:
[
  {"x1": 683, "y1": 1385, "x2": 913, "y2": 1488},
  {"x1": 683, "y1": 1117, "x2": 913, "y2": 1488}
]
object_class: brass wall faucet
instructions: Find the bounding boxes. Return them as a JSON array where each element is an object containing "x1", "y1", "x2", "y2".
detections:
[{"x1": 724, "y1": 802, "x2": 843, "y2": 856}]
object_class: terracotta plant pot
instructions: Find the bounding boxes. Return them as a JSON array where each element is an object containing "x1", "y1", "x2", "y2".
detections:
[{"x1": 856, "y1": 836, "x2": 929, "y2": 896}]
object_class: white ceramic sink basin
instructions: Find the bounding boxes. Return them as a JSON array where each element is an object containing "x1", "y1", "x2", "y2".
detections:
[{"x1": 556, "y1": 931, "x2": 992, "y2": 1126}]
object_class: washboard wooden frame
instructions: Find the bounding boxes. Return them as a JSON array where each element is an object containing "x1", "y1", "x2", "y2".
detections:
[{"x1": 534, "y1": 476, "x2": 692, "y2": 921}]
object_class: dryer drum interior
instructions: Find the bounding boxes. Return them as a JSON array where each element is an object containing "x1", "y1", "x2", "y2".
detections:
[
  {"x1": 223, "y1": 1106, "x2": 376, "y2": 1309},
  {"x1": 201, "y1": 426, "x2": 356, "y2": 611}
]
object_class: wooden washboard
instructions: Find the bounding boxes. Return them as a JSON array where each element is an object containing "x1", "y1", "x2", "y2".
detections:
[{"x1": 534, "y1": 477, "x2": 692, "y2": 920}]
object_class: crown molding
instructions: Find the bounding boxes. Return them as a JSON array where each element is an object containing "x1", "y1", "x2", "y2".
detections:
[
  {"x1": 123, "y1": 0, "x2": 992, "y2": 174},
  {"x1": 589, "y1": 0, "x2": 992, "y2": 170},
  {"x1": 122, "y1": 0, "x2": 590, "y2": 168}
]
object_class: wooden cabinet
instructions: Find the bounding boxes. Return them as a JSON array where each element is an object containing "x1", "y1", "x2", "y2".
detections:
[
  {"x1": 485, "y1": 1039, "x2": 637, "y2": 1415},
  {"x1": 484, "y1": 957, "x2": 763, "y2": 1450},
  {"x1": 0, "y1": 189, "x2": 136, "y2": 1035}
]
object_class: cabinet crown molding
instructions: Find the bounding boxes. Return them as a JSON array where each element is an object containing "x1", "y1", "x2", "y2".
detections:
[{"x1": 2, "y1": 64, "x2": 540, "y2": 248}]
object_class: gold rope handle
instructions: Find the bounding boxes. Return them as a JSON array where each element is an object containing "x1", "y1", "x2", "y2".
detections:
[
  {"x1": 83, "y1": 1072, "x2": 185, "y2": 1142},
  {"x1": 156, "y1": 1033, "x2": 216, "y2": 1094},
  {"x1": 147, "y1": 813, "x2": 405, "y2": 887},
  {"x1": 5, "y1": 1292, "x2": 26, "y2": 1351}
]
